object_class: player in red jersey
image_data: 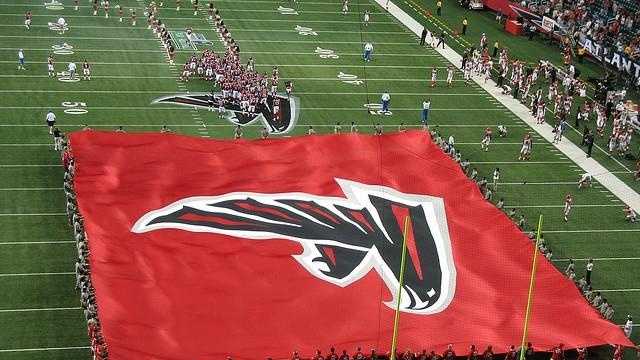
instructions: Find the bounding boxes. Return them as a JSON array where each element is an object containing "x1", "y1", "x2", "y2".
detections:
[
  {"x1": 612, "y1": 345, "x2": 622, "y2": 360},
  {"x1": 576, "y1": 347, "x2": 586, "y2": 360}
]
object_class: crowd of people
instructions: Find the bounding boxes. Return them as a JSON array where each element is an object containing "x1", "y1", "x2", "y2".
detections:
[
  {"x1": 62, "y1": 147, "x2": 108, "y2": 360},
  {"x1": 515, "y1": 0, "x2": 640, "y2": 65}
]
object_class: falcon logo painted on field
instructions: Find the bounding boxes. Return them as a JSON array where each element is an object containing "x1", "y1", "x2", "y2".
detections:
[
  {"x1": 132, "y1": 179, "x2": 457, "y2": 314},
  {"x1": 152, "y1": 92, "x2": 299, "y2": 134}
]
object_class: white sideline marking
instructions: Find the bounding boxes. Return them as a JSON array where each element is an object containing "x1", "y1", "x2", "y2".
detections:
[
  {"x1": 0, "y1": 124, "x2": 526, "y2": 128},
  {"x1": 377, "y1": 0, "x2": 640, "y2": 213},
  {"x1": 517, "y1": 204, "x2": 618, "y2": 208},
  {"x1": 0, "y1": 346, "x2": 89, "y2": 353},
  {"x1": 598, "y1": 289, "x2": 640, "y2": 292},
  {"x1": 0, "y1": 307, "x2": 81, "y2": 313}
]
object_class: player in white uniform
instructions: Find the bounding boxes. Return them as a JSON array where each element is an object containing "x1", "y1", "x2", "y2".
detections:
[
  {"x1": 342, "y1": 0, "x2": 348, "y2": 14},
  {"x1": 56, "y1": 17, "x2": 67, "y2": 34},
  {"x1": 519, "y1": 133, "x2": 532, "y2": 160},
  {"x1": 363, "y1": 11, "x2": 370, "y2": 26},
  {"x1": 47, "y1": 55, "x2": 55, "y2": 77},
  {"x1": 492, "y1": 168, "x2": 500, "y2": 190},
  {"x1": 481, "y1": 127, "x2": 492, "y2": 152},
  {"x1": 430, "y1": 68, "x2": 437, "y2": 87},
  {"x1": 577, "y1": 173, "x2": 592, "y2": 189},
  {"x1": 563, "y1": 194, "x2": 573, "y2": 222},
  {"x1": 46, "y1": 110, "x2": 56, "y2": 134},
  {"x1": 624, "y1": 206, "x2": 637, "y2": 223},
  {"x1": 463, "y1": 62, "x2": 472, "y2": 85},
  {"x1": 446, "y1": 66, "x2": 454, "y2": 87},
  {"x1": 623, "y1": 315, "x2": 633, "y2": 338}
]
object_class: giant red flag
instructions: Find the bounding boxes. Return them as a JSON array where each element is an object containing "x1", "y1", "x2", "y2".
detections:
[{"x1": 69, "y1": 130, "x2": 631, "y2": 360}]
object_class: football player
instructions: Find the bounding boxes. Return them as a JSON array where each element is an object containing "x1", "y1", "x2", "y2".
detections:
[
  {"x1": 118, "y1": 5, "x2": 124, "y2": 22},
  {"x1": 342, "y1": 0, "x2": 349, "y2": 15},
  {"x1": 208, "y1": 1, "x2": 214, "y2": 20},
  {"x1": 350, "y1": 121, "x2": 358, "y2": 133},
  {"x1": 519, "y1": 133, "x2": 532, "y2": 161},
  {"x1": 504, "y1": 346, "x2": 517, "y2": 360},
  {"x1": 623, "y1": 315, "x2": 633, "y2": 337},
  {"x1": 46, "y1": 110, "x2": 56, "y2": 134},
  {"x1": 563, "y1": 194, "x2": 573, "y2": 222},
  {"x1": 92, "y1": 0, "x2": 99, "y2": 16},
  {"x1": 24, "y1": 10, "x2": 32, "y2": 29},
  {"x1": 193, "y1": 0, "x2": 199, "y2": 16},
  {"x1": 430, "y1": 68, "x2": 437, "y2": 87},
  {"x1": 82, "y1": 60, "x2": 91, "y2": 80},
  {"x1": 47, "y1": 54, "x2": 55, "y2": 77},
  {"x1": 492, "y1": 168, "x2": 500, "y2": 190},
  {"x1": 233, "y1": 125, "x2": 243, "y2": 139},
  {"x1": 480, "y1": 127, "x2": 492, "y2": 152},
  {"x1": 104, "y1": 0, "x2": 110, "y2": 18},
  {"x1": 131, "y1": 9, "x2": 137, "y2": 26},
  {"x1": 623, "y1": 205, "x2": 637, "y2": 223},
  {"x1": 176, "y1": 0, "x2": 181, "y2": 11},
  {"x1": 334, "y1": 122, "x2": 342, "y2": 134},
  {"x1": 577, "y1": 173, "x2": 592, "y2": 189},
  {"x1": 446, "y1": 66, "x2": 454, "y2": 87},
  {"x1": 363, "y1": 10, "x2": 370, "y2": 26}
]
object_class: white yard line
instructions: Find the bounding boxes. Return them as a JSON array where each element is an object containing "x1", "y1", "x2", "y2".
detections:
[
  {"x1": 553, "y1": 257, "x2": 640, "y2": 262},
  {"x1": 0, "y1": 241, "x2": 73, "y2": 245},
  {"x1": 0, "y1": 164, "x2": 62, "y2": 167},
  {"x1": 0, "y1": 105, "x2": 503, "y2": 110},
  {"x1": 0, "y1": 90, "x2": 483, "y2": 96},
  {"x1": 0, "y1": 272, "x2": 74, "y2": 277},
  {"x1": 378, "y1": 0, "x2": 640, "y2": 212},
  {"x1": 0, "y1": 24, "x2": 407, "y2": 34},
  {"x1": 0, "y1": 124, "x2": 526, "y2": 128},
  {"x1": 0, "y1": 213, "x2": 66, "y2": 216},
  {"x1": 469, "y1": 161, "x2": 571, "y2": 164},
  {"x1": 0, "y1": 307, "x2": 81, "y2": 313},
  {"x1": 598, "y1": 289, "x2": 640, "y2": 292},
  {"x1": 542, "y1": 229, "x2": 640, "y2": 233},
  {"x1": 0, "y1": 346, "x2": 90, "y2": 353},
  {"x1": 0, "y1": 13, "x2": 395, "y2": 24}
]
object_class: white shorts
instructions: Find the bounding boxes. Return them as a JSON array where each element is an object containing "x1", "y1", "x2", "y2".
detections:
[
  {"x1": 520, "y1": 145, "x2": 529, "y2": 154},
  {"x1": 48, "y1": 64, "x2": 54, "y2": 71},
  {"x1": 25, "y1": 19, "x2": 31, "y2": 26},
  {"x1": 83, "y1": 68, "x2": 90, "y2": 75}
]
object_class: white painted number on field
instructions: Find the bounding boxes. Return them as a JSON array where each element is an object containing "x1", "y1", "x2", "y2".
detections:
[
  {"x1": 51, "y1": 43, "x2": 74, "y2": 55},
  {"x1": 364, "y1": 103, "x2": 393, "y2": 116},
  {"x1": 277, "y1": 6, "x2": 298, "y2": 15},
  {"x1": 44, "y1": 0, "x2": 64, "y2": 10},
  {"x1": 62, "y1": 102, "x2": 88, "y2": 115},
  {"x1": 48, "y1": 22, "x2": 69, "y2": 32},
  {"x1": 295, "y1": 25, "x2": 317, "y2": 36},
  {"x1": 315, "y1": 47, "x2": 339, "y2": 59},
  {"x1": 337, "y1": 72, "x2": 363, "y2": 85},
  {"x1": 57, "y1": 71, "x2": 80, "y2": 83}
]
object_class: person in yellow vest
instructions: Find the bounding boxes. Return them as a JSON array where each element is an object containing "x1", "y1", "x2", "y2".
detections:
[
  {"x1": 436, "y1": 0, "x2": 442, "y2": 16},
  {"x1": 492, "y1": 41, "x2": 499, "y2": 57},
  {"x1": 462, "y1": 17, "x2": 468, "y2": 35}
]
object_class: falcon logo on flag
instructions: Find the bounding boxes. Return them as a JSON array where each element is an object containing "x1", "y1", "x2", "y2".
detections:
[
  {"x1": 152, "y1": 92, "x2": 299, "y2": 134},
  {"x1": 132, "y1": 178, "x2": 456, "y2": 314}
]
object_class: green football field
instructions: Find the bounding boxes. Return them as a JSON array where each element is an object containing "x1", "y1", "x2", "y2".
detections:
[{"x1": 0, "y1": 0, "x2": 637, "y2": 359}]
